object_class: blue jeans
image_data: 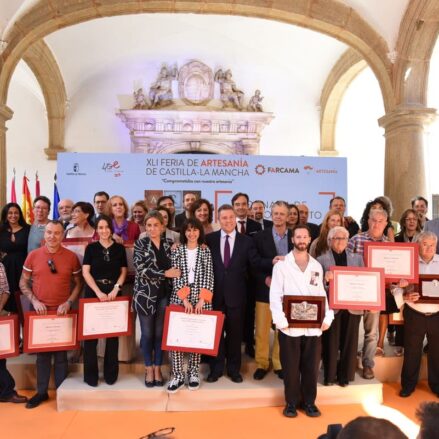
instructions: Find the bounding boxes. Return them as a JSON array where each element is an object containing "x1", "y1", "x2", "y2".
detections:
[{"x1": 138, "y1": 296, "x2": 167, "y2": 366}]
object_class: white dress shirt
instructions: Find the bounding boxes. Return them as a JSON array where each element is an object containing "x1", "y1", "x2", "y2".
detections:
[
  {"x1": 393, "y1": 255, "x2": 439, "y2": 314},
  {"x1": 269, "y1": 251, "x2": 334, "y2": 337}
]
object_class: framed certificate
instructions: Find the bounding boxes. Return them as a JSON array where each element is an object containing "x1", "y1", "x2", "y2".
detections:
[
  {"x1": 0, "y1": 314, "x2": 20, "y2": 359},
  {"x1": 389, "y1": 311, "x2": 404, "y2": 325},
  {"x1": 62, "y1": 237, "x2": 93, "y2": 265},
  {"x1": 161, "y1": 305, "x2": 225, "y2": 356},
  {"x1": 364, "y1": 242, "x2": 418, "y2": 283},
  {"x1": 23, "y1": 311, "x2": 79, "y2": 353},
  {"x1": 78, "y1": 296, "x2": 133, "y2": 340},
  {"x1": 417, "y1": 274, "x2": 439, "y2": 304},
  {"x1": 329, "y1": 266, "x2": 386, "y2": 311},
  {"x1": 282, "y1": 295, "x2": 325, "y2": 328}
]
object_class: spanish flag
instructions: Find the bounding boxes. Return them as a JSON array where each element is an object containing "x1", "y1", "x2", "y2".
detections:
[
  {"x1": 10, "y1": 168, "x2": 16, "y2": 203},
  {"x1": 22, "y1": 174, "x2": 34, "y2": 224}
]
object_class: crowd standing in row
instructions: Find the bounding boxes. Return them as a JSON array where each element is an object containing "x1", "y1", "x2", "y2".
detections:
[{"x1": 0, "y1": 191, "x2": 437, "y2": 418}]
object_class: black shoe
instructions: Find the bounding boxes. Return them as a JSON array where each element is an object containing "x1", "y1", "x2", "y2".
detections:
[
  {"x1": 85, "y1": 380, "x2": 98, "y2": 387},
  {"x1": 399, "y1": 389, "x2": 413, "y2": 398},
  {"x1": 253, "y1": 368, "x2": 268, "y2": 380},
  {"x1": 245, "y1": 344, "x2": 255, "y2": 358},
  {"x1": 154, "y1": 379, "x2": 164, "y2": 387},
  {"x1": 324, "y1": 380, "x2": 335, "y2": 386},
  {"x1": 25, "y1": 393, "x2": 49, "y2": 409},
  {"x1": 338, "y1": 380, "x2": 349, "y2": 387},
  {"x1": 145, "y1": 378, "x2": 155, "y2": 388},
  {"x1": 283, "y1": 403, "x2": 297, "y2": 418},
  {"x1": 167, "y1": 378, "x2": 185, "y2": 394},
  {"x1": 301, "y1": 403, "x2": 321, "y2": 417},
  {"x1": 229, "y1": 373, "x2": 243, "y2": 383},
  {"x1": 206, "y1": 373, "x2": 222, "y2": 383},
  {"x1": 274, "y1": 369, "x2": 284, "y2": 379}
]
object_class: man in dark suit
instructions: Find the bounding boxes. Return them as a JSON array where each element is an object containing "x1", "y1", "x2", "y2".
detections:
[
  {"x1": 232, "y1": 193, "x2": 262, "y2": 236},
  {"x1": 205, "y1": 204, "x2": 259, "y2": 383},
  {"x1": 297, "y1": 203, "x2": 320, "y2": 241},
  {"x1": 251, "y1": 200, "x2": 273, "y2": 230},
  {"x1": 253, "y1": 201, "x2": 293, "y2": 380},
  {"x1": 174, "y1": 191, "x2": 197, "y2": 229},
  {"x1": 232, "y1": 193, "x2": 262, "y2": 357}
]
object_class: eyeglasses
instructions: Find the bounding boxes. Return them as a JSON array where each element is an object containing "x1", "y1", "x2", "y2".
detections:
[
  {"x1": 332, "y1": 237, "x2": 348, "y2": 241},
  {"x1": 102, "y1": 248, "x2": 110, "y2": 262},
  {"x1": 139, "y1": 427, "x2": 175, "y2": 439},
  {"x1": 47, "y1": 259, "x2": 57, "y2": 274}
]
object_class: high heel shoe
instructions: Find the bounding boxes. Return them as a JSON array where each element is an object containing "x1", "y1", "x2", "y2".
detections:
[{"x1": 145, "y1": 367, "x2": 154, "y2": 388}]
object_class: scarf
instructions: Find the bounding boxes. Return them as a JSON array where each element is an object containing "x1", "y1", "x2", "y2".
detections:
[{"x1": 113, "y1": 219, "x2": 128, "y2": 241}]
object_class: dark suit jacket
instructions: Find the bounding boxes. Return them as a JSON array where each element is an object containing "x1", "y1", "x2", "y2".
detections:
[
  {"x1": 307, "y1": 222, "x2": 320, "y2": 241},
  {"x1": 206, "y1": 231, "x2": 259, "y2": 309},
  {"x1": 253, "y1": 228, "x2": 294, "y2": 303},
  {"x1": 262, "y1": 219, "x2": 273, "y2": 230},
  {"x1": 174, "y1": 211, "x2": 189, "y2": 230},
  {"x1": 236, "y1": 217, "x2": 262, "y2": 237}
]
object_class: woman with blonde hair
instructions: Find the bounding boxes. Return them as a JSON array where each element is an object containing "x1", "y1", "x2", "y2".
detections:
[
  {"x1": 130, "y1": 200, "x2": 148, "y2": 234},
  {"x1": 309, "y1": 209, "x2": 343, "y2": 258},
  {"x1": 107, "y1": 195, "x2": 140, "y2": 243}
]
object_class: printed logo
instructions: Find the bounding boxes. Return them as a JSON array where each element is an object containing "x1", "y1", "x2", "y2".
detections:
[
  {"x1": 102, "y1": 161, "x2": 123, "y2": 177},
  {"x1": 255, "y1": 164, "x2": 266, "y2": 175}
]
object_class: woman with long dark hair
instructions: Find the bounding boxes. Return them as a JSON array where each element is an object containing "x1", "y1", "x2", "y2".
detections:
[{"x1": 0, "y1": 203, "x2": 30, "y2": 311}]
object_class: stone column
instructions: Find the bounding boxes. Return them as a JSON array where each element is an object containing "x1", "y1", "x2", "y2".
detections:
[
  {"x1": 378, "y1": 106, "x2": 436, "y2": 219},
  {"x1": 0, "y1": 105, "x2": 14, "y2": 206}
]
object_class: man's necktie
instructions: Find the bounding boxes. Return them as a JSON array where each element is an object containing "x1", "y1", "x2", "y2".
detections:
[
  {"x1": 224, "y1": 235, "x2": 231, "y2": 267},
  {"x1": 239, "y1": 221, "x2": 246, "y2": 234}
]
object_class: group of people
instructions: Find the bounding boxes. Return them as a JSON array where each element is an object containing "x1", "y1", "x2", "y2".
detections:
[{"x1": 0, "y1": 190, "x2": 437, "y2": 419}]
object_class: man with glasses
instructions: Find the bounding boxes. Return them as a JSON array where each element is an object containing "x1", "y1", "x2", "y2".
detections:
[
  {"x1": 92, "y1": 191, "x2": 109, "y2": 225},
  {"x1": 19, "y1": 220, "x2": 82, "y2": 408},
  {"x1": 27, "y1": 196, "x2": 51, "y2": 253}
]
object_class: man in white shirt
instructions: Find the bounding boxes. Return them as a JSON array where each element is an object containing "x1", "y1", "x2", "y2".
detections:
[
  {"x1": 270, "y1": 224, "x2": 333, "y2": 418},
  {"x1": 392, "y1": 231, "x2": 439, "y2": 398}
]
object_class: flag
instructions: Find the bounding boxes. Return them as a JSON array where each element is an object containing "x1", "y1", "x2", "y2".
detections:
[
  {"x1": 10, "y1": 168, "x2": 16, "y2": 203},
  {"x1": 53, "y1": 174, "x2": 60, "y2": 220},
  {"x1": 22, "y1": 174, "x2": 34, "y2": 224},
  {"x1": 35, "y1": 171, "x2": 40, "y2": 197}
]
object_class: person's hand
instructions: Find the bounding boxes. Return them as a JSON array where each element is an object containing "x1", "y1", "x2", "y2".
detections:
[
  {"x1": 183, "y1": 298, "x2": 193, "y2": 314},
  {"x1": 112, "y1": 233, "x2": 124, "y2": 244},
  {"x1": 398, "y1": 279, "x2": 409, "y2": 289},
  {"x1": 107, "y1": 287, "x2": 119, "y2": 301},
  {"x1": 171, "y1": 243, "x2": 180, "y2": 251},
  {"x1": 265, "y1": 276, "x2": 272, "y2": 287},
  {"x1": 165, "y1": 267, "x2": 181, "y2": 278},
  {"x1": 57, "y1": 301, "x2": 70, "y2": 315},
  {"x1": 403, "y1": 292, "x2": 419, "y2": 303},
  {"x1": 32, "y1": 298, "x2": 47, "y2": 315},
  {"x1": 96, "y1": 291, "x2": 108, "y2": 302},
  {"x1": 194, "y1": 299, "x2": 205, "y2": 314},
  {"x1": 321, "y1": 323, "x2": 330, "y2": 331},
  {"x1": 325, "y1": 271, "x2": 334, "y2": 283},
  {"x1": 272, "y1": 256, "x2": 285, "y2": 265}
]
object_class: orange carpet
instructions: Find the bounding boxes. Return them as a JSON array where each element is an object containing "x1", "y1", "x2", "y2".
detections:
[{"x1": 0, "y1": 382, "x2": 436, "y2": 439}]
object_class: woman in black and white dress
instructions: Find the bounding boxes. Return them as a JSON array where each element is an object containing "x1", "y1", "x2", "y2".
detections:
[{"x1": 167, "y1": 218, "x2": 214, "y2": 393}]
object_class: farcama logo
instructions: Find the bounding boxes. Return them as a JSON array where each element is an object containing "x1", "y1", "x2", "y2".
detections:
[{"x1": 255, "y1": 164, "x2": 299, "y2": 175}]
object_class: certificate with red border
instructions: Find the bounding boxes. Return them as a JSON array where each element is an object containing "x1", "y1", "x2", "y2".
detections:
[
  {"x1": 78, "y1": 296, "x2": 133, "y2": 340},
  {"x1": 24, "y1": 311, "x2": 79, "y2": 353},
  {"x1": 364, "y1": 242, "x2": 418, "y2": 283},
  {"x1": 0, "y1": 314, "x2": 19, "y2": 359},
  {"x1": 62, "y1": 237, "x2": 93, "y2": 265},
  {"x1": 282, "y1": 295, "x2": 326, "y2": 328},
  {"x1": 161, "y1": 305, "x2": 225, "y2": 356},
  {"x1": 417, "y1": 274, "x2": 439, "y2": 304},
  {"x1": 329, "y1": 266, "x2": 386, "y2": 311}
]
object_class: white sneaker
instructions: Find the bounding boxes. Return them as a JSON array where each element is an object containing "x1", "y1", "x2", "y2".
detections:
[
  {"x1": 188, "y1": 375, "x2": 200, "y2": 391},
  {"x1": 167, "y1": 378, "x2": 185, "y2": 394}
]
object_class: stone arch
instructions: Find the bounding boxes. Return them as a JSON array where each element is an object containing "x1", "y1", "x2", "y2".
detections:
[
  {"x1": 319, "y1": 48, "x2": 367, "y2": 156},
  {"x1": 394, "y1": 0, "x2": 439, "y2": 106},
  {"x1": 22, "y1": 39, "x2": 67, "y2": 160},
  {"x1": 0, "y1": 0, "x2": 394, "y2": 110}
]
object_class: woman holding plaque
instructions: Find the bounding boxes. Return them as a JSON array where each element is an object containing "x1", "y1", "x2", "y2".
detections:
[
  {"x1": 317, "y1": 226, "x2": 364, "y2": 386},
  {"x1": 82, "y1": 215, "x2": 127, "y2": 386},
  {"x1": 133, "y1": 211, "x2": 181, "y2": 387},
  {"x1": 167, "y1": 218, "x2": 214, "y2": 393}
]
